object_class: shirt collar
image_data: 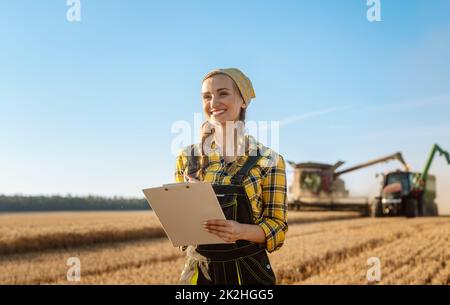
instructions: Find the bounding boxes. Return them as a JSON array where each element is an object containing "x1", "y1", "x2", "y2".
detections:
[{"x1": 210, "y1": 134, "x2": 259, "y2": 158}]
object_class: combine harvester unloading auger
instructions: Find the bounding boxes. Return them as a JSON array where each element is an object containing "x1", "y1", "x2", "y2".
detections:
[
  {"x1": 287, "y1": 152, "x2": 409, "y2": 216},
  {"x1": 372, "y1": 143, "x2": 450, "y2": 218}
]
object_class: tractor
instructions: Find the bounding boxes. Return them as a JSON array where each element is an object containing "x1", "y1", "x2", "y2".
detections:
[{"x1": 372, "y1": 144, "x2": 450, "y2": 218}]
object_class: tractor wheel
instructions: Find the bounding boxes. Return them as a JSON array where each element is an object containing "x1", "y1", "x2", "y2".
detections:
[
  {"x1": 371, "y1": 198, "x2": 383, "y2": 217},
  {"x1": 426, "y1": 202, "x2": 439, "y2": 216},
  {"x1": 418, "y1": 199, "x2": 425, "y2": 216},
  {"x1": 360, "y1": 205, "x2": 371, "y2": 217},
  {"x1": 405, "y1": 198, "x2": 419, "y2": 218}
]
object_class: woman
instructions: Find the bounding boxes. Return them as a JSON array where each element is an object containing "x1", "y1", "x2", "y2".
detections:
[{"x1": 174, "y1": 68, "x2": 288, "y2": 285}]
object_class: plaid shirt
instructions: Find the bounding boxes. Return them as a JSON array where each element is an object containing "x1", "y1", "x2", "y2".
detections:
[{"x1": 174, "y1": 135, "x2": 288, "y2": 253}]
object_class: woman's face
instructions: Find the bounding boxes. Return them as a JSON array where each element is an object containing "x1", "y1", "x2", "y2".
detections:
[{"x1": 202, "y1": 74, "x2": 245, "y2": 126}]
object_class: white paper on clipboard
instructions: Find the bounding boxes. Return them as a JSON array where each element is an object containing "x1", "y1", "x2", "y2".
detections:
[{"x1": 142, "y1": 182, "x2": 231, "y2": 247}]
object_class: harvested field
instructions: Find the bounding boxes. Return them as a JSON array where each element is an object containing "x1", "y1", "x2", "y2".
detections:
[{"x1": 0, "y1": 211, "x2": 448, "y2": 284}]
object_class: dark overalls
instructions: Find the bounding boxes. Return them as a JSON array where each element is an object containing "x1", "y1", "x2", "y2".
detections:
[{"x1": 186, "y1": 144, "x2": 276, "y2": 285}]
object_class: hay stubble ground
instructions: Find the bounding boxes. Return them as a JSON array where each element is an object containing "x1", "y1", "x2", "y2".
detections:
[{"x1": 0, "y1": 211, "x2": 448, "y2": 284}]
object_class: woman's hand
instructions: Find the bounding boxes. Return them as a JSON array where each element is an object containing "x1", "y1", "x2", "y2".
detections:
[
  {"x1": 203, "y1": 219, "x2": 245, "y2": 242},
  {"x1": 203, "y1": 219, "x2": 245, "y2": 243},
  {"x1": 185, "y1": 174, "x2": 199, "y2": 183}
]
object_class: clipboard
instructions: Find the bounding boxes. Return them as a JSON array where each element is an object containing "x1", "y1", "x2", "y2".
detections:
[{"x1": 142, "y1": 182, "x2": 232, "y2": 247}]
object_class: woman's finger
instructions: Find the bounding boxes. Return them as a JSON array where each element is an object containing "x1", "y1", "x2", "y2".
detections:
[
  {"x1": 204, "y1": 219, "x2": 229, "y2": 227},
  {"x1": 205, "y1": 226, "x2": 228, "y2": 234},
  {"x1": 185, "y1": 174, "x2": 199, "y2": 183},
  {"x1": 205, "y1": 226, "x2": 230, "y2": 236},
  {"x1": 206, "y1": 229, "x2": 232, "y2": 242},
  {"x1": 204, "y1": 224, "x2": 232, "y2": 234}
]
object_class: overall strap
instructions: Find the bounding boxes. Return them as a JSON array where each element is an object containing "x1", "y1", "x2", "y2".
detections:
[
  {"x1": 230, "y1": 147, "x2": 262, "y2": 185},
  {"x1": 212, "y1": 184, "x2": 247, "y2": 196},
  {"x1": 186, "y1": 144, "x2": 200, "y2": 178}
]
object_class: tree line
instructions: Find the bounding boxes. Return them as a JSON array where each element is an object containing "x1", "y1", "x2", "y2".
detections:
[{"x1": 0, "y1": 194, "x2": 150, "y2": 212}]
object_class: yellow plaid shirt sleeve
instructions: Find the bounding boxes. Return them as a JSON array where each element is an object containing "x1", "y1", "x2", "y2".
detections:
[
  {"x1": 254, "y1": 154, "x2": 288, "y2": 253},
  {"x1": 174, "y1": 149, "x2": 187, "y2": 183}
]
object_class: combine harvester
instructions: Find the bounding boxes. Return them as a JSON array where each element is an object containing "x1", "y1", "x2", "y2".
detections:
[
  {"x1": 287, "y1": 152, "x2": 409, "y2": 216},
  {"x1": 372, "y1": 144, "x2": 450, "y2": 218}
]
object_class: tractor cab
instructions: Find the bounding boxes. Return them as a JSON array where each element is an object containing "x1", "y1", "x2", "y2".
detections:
[
  {"x1": 383, "y1": 171, "x2": 413, "y2": 196},
  {"x1": 377, "y1": 170, "x2": 437, "y2": 217},
  {"x1": 380, "y1": 171, "x2": 413, "y2": 216}
]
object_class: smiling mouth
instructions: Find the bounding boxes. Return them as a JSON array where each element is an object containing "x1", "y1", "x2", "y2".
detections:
[{"x1": 210, "y1": 109, "x2": 226, "y2": 116}]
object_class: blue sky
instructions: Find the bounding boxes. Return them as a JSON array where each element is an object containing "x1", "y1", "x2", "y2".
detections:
[{"x1": 1, "y1": 0, "x2": 449, "y2": 211}]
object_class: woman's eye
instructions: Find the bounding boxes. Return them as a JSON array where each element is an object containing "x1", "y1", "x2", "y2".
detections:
[{"x1": 220, "y1": 93, "x2": 228, "y2": 96}]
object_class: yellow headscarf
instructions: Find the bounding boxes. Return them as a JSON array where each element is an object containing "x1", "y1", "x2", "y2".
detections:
[{"x1": 203, "y1": 68, "x2": 256, "y2": 105}]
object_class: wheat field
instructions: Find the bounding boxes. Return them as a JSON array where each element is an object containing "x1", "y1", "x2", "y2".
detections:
[{"x1": 0, "y1": 211, "x2": 448, "y2": 284}]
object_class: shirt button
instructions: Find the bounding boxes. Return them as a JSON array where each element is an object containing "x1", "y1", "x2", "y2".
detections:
[{"x1": 266, "y1": 264, "x2": 271, "y2": 269}]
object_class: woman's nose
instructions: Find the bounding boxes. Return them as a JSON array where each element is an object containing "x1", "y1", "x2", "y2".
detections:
[{"x1": 210, "y1": 95, "x2": 220, "y2": 108}]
